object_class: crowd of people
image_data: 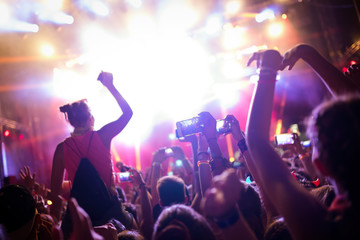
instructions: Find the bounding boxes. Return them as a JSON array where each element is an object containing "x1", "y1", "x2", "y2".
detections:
[{"x1": 0, "y1": 43, "x2": 360, "y2": 240}]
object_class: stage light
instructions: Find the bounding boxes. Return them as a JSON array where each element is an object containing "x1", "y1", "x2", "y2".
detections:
[
  {"x1": 126, "y1": 0, "x2": 143, "y2": 8},
  {"x1": 78, "y1": 0, "x2": 110, "y2": 17},
  {"x1": 38, "y1": 11, "x2": 74, "y2": 25},
  {"x1": 0, "y1": 20, "x2": 39, "y2": 33},
  {"x1": 157, "y1": 2, "x2": 198, "y2": 31},
  {"x1": 350, "y1": 60, "x2": 357, "y2": 65},
  {"x1": 206, "y1": 14, "x2": 223, "y2": 35},
  {"x1": 41, "y1": 44, "x2": 55, "y2": 57},
  {"x1": 175, "y1": 160, "x2": 183, "y2": 167},
  {"x1": 225, "y1": 1, "x2": 241, "y2": 15},
  {"x1": 91, "y1": 1, "x2": 110, "y2": 17},
  {"x1": 4, "y1": 130, "x2": 10, "y2": 137},
  {"x1": 0, "y1": 2, "x2": 11, "y2": 25},
  {"x1": 256, "y1": 9, "x2": 275, "y2": 23},
  {"x1": 222, "y1": 25, "x2": 246, "y2": 50},
  {"x1": 168, "y1": 133, "x2": 176, "y2": 140},
  {"x1": 281, "y1": 13, "x2": 288, "y2": 20},
  {"x1": 250, "y1": 74, "x2": 259, "y2": 83},
  {"x1": 222, "y1": 59, "x2": 243, "y2": 79},
  {"x1": 268, "y1": 22, "x2": 284, "y2": 37}
]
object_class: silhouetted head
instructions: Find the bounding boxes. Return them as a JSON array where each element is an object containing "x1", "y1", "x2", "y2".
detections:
[
  {"x1": 0, "y1": 184, "x2": 39, "y2": 239},
  {"x1": 157, "y1": 176, "x2": 186, "y2": 207},
  {"x1": 307, "y1": 94, "x2": 360, "y2": 206},
  {"x1": 153, "y1": 204, "x2": 216, "y2": 240},
  {"x1": 60, "y1": 99, "x2": 94, "y2": 129}
]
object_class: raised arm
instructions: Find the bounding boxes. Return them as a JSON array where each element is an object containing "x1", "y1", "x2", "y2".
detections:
[
  {"x1": 149, "y1": 148, "x2": 167, "y2": 207},
  {"x1": 97, "y1": 72, "x2": 133, "y2": 149},
  {"x1": 281, "y1": 44, "x2": 360, "y2": 96},
  {"x1": 246, "y1": 50, "x2": 328, "y2": 239},
  {"x1": 129, "y1": 168, "x2": 153, "y2": 240},
  {"x1": 201, "y1": 169, "x2": 257, "y2": 240},
  {"x1": 50, "y1": 142, "x2": 65, "y2": 223},
  {"x1": 226, "y1": 114, "x2": 279, "y2": 223},
  {"x1": 199, "y1": 112, "x2": 227, "y2": 175}
]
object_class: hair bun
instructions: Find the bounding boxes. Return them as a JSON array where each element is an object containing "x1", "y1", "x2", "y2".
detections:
[{"x1": 59, "y1": 104, "x2": 70, "y2": 113}]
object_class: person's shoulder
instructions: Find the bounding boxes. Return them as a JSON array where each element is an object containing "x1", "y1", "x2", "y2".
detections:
[{"x1": 56, "y1": 141, "x2": 65, "y2": 150}]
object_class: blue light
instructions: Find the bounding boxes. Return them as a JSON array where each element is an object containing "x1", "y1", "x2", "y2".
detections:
[
  {"x1": 245, "y1": 175, "x2": 252, "y2": 184},
  {"x1": 175, "y1": 160, "x2": 183, "y2": 167},
  {"x1": 255, "y1": 9, "x2": 275, "y2": 23}
]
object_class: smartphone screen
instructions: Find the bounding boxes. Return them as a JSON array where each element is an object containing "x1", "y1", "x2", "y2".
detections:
[
  {"x1": 216, "y1": 119, "x2": 231, "y2": 135},
  {"x1": 176, "y1": 117, "x2": 202, "y2": 138},
  {"x1": 117, "y1": 172, "x2": 132, "y2": 182},
  {"x1": 275, "y1": 133, "x2": 295, "y2": 146}
]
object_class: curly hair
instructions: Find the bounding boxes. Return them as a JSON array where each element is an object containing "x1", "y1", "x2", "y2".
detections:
[{"x1": 306, "y1": 94, "x2": 360, "y2": 209}]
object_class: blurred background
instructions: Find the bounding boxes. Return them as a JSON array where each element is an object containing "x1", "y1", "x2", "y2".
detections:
[{"x1": 0, "y1": 0, "x2": 359, "y2": 186}]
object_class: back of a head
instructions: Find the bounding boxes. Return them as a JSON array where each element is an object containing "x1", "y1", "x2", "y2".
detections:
[
  {"x1": 307, "y1": 94, "x2": 360, "y2": 207},
  {"x1": 264, "y1": 217, "x2": 292, "y2": 240},
  {"x1": 153, "y1": 204, "x2": 216, "y2": 240},
  {"x1": 59, "y1": 99, "x2": 91, "y2": 128},
  {"x1": 118, "y1": 230, "x2": 144, "y2": 240},
  {"x1": 0, "y1": 184, "x2": 36, "y2": 233},
  {"x1": 238, "y1": 182, "x2": 264, "y2": 240},
  {"x1": 310, "y1": 185, "x2": 336, "y2": 208},
  {"x1": 157, "y1": 176, "x2": 186, "y2": 207}
]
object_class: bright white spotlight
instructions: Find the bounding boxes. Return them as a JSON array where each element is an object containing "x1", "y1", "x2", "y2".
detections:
[
  {"x1": 206, "y1": 14, "x2": 223, "y2": 35},
  {"x1": 213, "y1": 83, "x2": 239, "y2": 108},
  {"x1": 250, "y1": 74, "x2": 259, "y2": 84},
  {"x1": 225, "y1": 1, "x2": 241, "y2": 15},
  {"x1": 222, "y1": 59, "x2": 244, "y2": 79},
  {"x1": 255, "y1": 9, "x2": 275, "y2": 23},
  {"x1": 0, "y1": 20, "x2": 39, "y2": 33},
  {"x1": 90, "y1": 0, "x2": 110, "y2": 16},
  {"x1": 38, "y1": 11, "x2": 74, "y2": 24},
  {"x1": 44, "y1": 0, "x2": 63, "y2": 11},
  {"x1": 126, "y1": 0, "x2": 143, "y2": 8},
  {"x1": 41, "y1": 44, "x2": 55, "y2": 57},
  {"x1": 222, "y1": 25, "x2": 246, "y2": 50},
  {"x1": 78, "y1": 0, "x2": 110, "y2": 17},
  {"x1": 268, "y1": 22, "x2": 284, "y2": 37},
  {"x1": 0, "y1": 2, "x2": 11, "y2": 25},
  {"x1": 158, "y1": 2, "x2": 199, "y2": 32}
]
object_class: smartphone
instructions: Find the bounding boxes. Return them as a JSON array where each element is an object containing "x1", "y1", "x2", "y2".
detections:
[
  {"x1": 117, "y1": 172, "x2": 132, "y2": 182},
  {"x1": 175, "y1": 117, "x2": 203, "y2": 138},
  {"x1": 216, "y1": 119, "x2": 232, "y2": 135},
  {"x1": 275, "y1": 133, "x2": 295, "y2": 146}
]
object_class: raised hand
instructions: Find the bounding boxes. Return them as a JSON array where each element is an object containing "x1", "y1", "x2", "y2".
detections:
[
  {"x1": 201, "y1": 168, "x2": 242, "y2": 217},
  {"x1": 19, "y1": 166, "x2": 36, "y2": 191},
  {"x1": 198, "y1": 112, "x2": 217, "y2": 140},
  {"x1": 247, "y1": 49, "x2": 283, "y2": 70},
  {"x1": 152, "y1": 147, "x2": 168, "y2": 164},
  {"x1": 97, "y1": 71, "x2": 114, "y2": 88},
  {"x1": 280, "y1": 44, "x2": 306, "y2": 70},
  {"x1": 129, "y1": 168, "x2": 146, "y2": 187},
  {"x1": 171, "y1": 146, "x2": 186, "y2": 160},
  {"x1": 225, "y1": 115, "x2": 243, "y2": 142}
]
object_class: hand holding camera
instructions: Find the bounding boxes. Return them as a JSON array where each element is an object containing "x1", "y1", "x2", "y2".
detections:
[
  {"x1": 175, "y1": 112, "x2": 233, "y2": 139},
  {"x1": 129, "y1": 168, "x2": 145, "y2": 187},
  {"x1": 224, "y1": 115, "x2": 243, "y2": 142}
]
